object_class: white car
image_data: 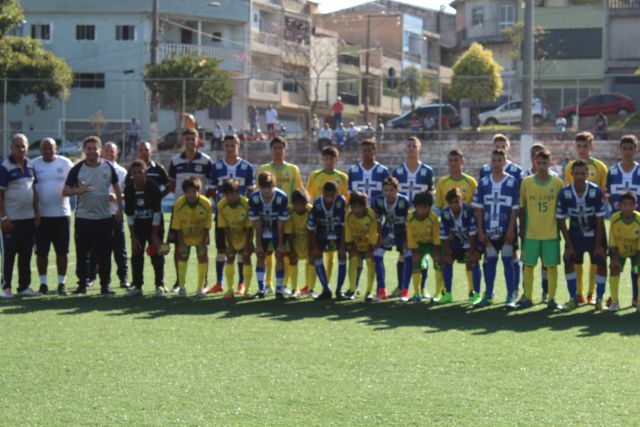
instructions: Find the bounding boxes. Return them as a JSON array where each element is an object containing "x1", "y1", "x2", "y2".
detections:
[{"x1": 479, "y1": 98, "x2": 550, "y2": 126}]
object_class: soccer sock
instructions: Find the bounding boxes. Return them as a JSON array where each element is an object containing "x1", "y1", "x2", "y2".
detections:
[
  {"x1": 224, "y1": 263, "x2": 235, "y2": 292},
  {"x1": 434, "y1": 270, "x2": 443, "y2": 295},
  {"x1": 465, "y1": 269, "x2": 473, "y2": 295},
  {"x1": 402, "y1": 254, "x2": 413, "y2": 290},
  {"x1": 596, "y1": 274, "x2": 606, "y2": 301},
  {"x1": 541, "y1": 267, "x2": 548, "y2": 294},
  {"x1": 347, "y1": 256, "x2": 359, "y2": 293},
  {"x1": 283, "y1": 257, "x2": 290, "y2": 287},
  {"x1": 178, "y1": 260, "x2": 187, "y2": 288},
  {"x1": 256, "y1": 267, "x2": 266, "y2": 293},
  {"x1": 484, "y1": 257, "x2": 498, "y2": 295},
  {"x1": 412, "y1": 272, "x2": 422, "y2": 296},
  {"x1": 566, "y1": 272, "x2": 577, "y2": 300},
  {"x1": 513, "y1": 259, "x2": 521, "y2": 289},
  {"x1": 337, "y1": 260, "x2": 347, "y2": 293},
  {"x1": 325, "y1": 251, "x2": 335, "y2": 280},
  {"x1": 523, "y1": 265, "x2": 534, "y2": 300},
  {"x1": 314, "y1": 260, "x2": 330, "y2": 293},
  {"x1": 374, "y1": 255, "x2": 386, "y2": 291},
  {"x1": 366, "y1": 258, "x2": 375, "y2": 294},
  {"x1": 421, "y1": 269, "x2": 428, "y2": 292},
  {"x1": 289, "y1": 264, "x2": 299, "y2": 291},
  {"x1": 575, "y1": 264, "x2": 584, "y2": 296},
  {"x1": 242, "y1": 264, "x2": 253, "y2": 294},
  {"x1": 546, "y1": 266, "x2": 558, "y2": 300},
  {"x1": 472, "y1": 264, "x2": 481, "y2": 295},
  {"x1": 58, "y1": 275, "x2": 66, "y2": 285},
  {"x1": 266, "y1": 253, "x2": 274, "y2": 289},
  {"x1": 215, "y1": 254, "x2": 225, "y2": 286},
  {"x1": 197, "y1": 262, "x2": 207, "y2": 291},
  {"x1": 396, "y1": 261, "x2": 403, "y2": 290},
  {"x1": 588, "y1": 264, "x2": 597, "y2": 296},
  {"x1": 275, "y1": 269, "x2": 284, "y2": 293},
  {"x1": 237, "y1": 261, "x2": 244, "y2": 285},
  {"x1": 502, "y1": 257, "x2": 515, "y2": 298},
  {"x1": 611, "y1": 275, "x2": 620, "y2": 302},
  {"x1": 305, "y1": 262, "x2": 316, "y2": 292},
  {"x1": 443, "y1": 263, "x2": 453, "y2": 293},
  {"x1": 632, "y1": 270, "x2": 639, "y2": 301},
  {"x1": 39, "y1": 275, "x2": 47, "y2": 286}
]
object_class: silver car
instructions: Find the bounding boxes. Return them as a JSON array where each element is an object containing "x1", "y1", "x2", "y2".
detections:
[{"x1": 478, "y1": 98, "x2": 550, "y2": 126}]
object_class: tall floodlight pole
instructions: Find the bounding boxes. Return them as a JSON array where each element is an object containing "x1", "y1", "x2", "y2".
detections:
[
  {"x1": 521, "y1": 0, "x2": 534, "y2": 170},
  {"x1": 150, "y1": 0, "x2": 160, "y2": 152}
]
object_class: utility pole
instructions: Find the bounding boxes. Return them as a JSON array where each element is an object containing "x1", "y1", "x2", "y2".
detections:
[
  {"x1": 150, "y1": 0, "x2": 159, "y2": 152},
  {"x1": 363, "y1": 15, "x2": 371, "y2": 125},
  {"x1": 521, "y1": 0, "x2": 534, "y2": 170}
]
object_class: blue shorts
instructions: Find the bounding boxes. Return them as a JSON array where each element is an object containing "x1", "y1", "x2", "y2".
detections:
[
  {"x1": 35, "y1": 216, "x2": 70, "y2": 256},
  {"x1": 565, "y1": 233, "x2": 606, "y2": 266}
]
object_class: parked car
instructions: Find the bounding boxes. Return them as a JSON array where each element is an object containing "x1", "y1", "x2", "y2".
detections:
[
  {"x1": 159, "y1": 128, "x2": 213, "y2": 150},
  {"x1": 478, "y1": 98, "x2": 551, "y2": 126},
  {"x1": 27, "y1": 138, "x2": 82, "y2": 158},
  {"x1": 558, "y1": 93, "x2": 636, "y2": 121},
  {"x1": 386, "y1": 103, "x2": 461, "y2": 129}
]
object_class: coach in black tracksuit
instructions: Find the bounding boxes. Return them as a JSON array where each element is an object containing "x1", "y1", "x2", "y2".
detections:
[{"x1": 124, "y1": 160, "x2": 164, "y2": 296}]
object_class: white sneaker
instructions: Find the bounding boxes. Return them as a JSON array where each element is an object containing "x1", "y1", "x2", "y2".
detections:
[
  {"x1": 177, "y1": 287, "x2": 187, "y2": 297},
  {"x1": 282, "y1": 286, "x2": 292, "y2": 296},
  {"x1": 265, "y1": 286, "x2": 274, "y2": 295},
  {"x1": 196, "y1": 288, "x2": 207, "y2": 297},
  {"x1": 155, "y1": 287, "x2": 166, "y2": 298},
  {"x1": 0, "y1": 288, "x2": 14, "y2": 299},
  {"x1": 609, "y1": 300, "x2": 620, "y2": 312},
  {"x1": 18, "y1": 288, "x2": 41, "y2": 297},
  {"x1": 126, "y1": 288, "x2": 143, "y2": 297}
]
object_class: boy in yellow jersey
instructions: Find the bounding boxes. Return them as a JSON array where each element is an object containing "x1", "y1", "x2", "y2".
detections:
[
  {"x1": 563, "y1": 131, "x2": 608, "y2": 304},
  {"x1": 434, "y1": 149, "x2": 478, "y2": 300},
  {"x1": 343, "y1": 191, "x2": 379, "y2": 301},
  {"x1": 518, "y1": 149, "x2": 564, "y2": 309},
  {"x1": 217, "y1": 179, "x2": 253, "y2": 299},
  {"x1": 258, "y1": 136, "x2": 304, "y2": 295},
  {"x1": 285, "y1": 189, "x2": 316, "y2": 299},
  {"x1": 402, "y1": 191, "x2": 442, "y2": 302},
  {"x1": 607, "y1": 192, "x2": 640, "y2": 312},
  {"x1": 306, "y1": 145, "x2": 349, "y2": 282},
  {"x1": 171, "y1": 177, "x2": 212, "y2": 297}
]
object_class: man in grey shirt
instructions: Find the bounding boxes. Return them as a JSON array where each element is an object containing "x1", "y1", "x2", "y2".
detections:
[
  {"x1": 0, "y1": 133, "x2": 40, "y2": 298},
  {"x1": 63, "y1": 136, "x2": 122, "y2": 295}
]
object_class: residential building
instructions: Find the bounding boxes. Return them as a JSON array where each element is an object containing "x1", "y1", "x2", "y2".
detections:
[{"x1": 606, "y1": 0, "x2": 640, "y2": 105}]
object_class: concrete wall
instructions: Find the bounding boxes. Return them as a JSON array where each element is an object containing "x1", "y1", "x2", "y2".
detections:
[{"x1": 608, "y1": 16, "x2": 640, "y2": 61}]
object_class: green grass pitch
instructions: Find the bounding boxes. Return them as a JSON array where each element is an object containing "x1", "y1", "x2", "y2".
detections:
[{"x1": 1, "y1": 220, "x2": 640, "y2": 425}]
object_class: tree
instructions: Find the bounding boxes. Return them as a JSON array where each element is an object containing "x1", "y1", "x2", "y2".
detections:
[
  {"x1": 397, "y1": 65, "x2": 430, "y2": 111},
  {"x1": 144, "y1": 53, "x2": 233, "y2": 132},
  {"x1": 449, "y1": 42, "x2": 503, "y2": 104}
]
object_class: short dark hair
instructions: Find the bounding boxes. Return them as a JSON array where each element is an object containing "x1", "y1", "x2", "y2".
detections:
[
  {"x1": 620, "y1": 134, "x2": 638, "y2": 148},
  {"x1": 182, "y1": 128, "x2": 197, "y2": 137},
  {"x1": 349, "y1": 191, "x2": 368, "y2": 207},
  {"x1": 361, "y1": 138, "x2": 376, "y2": 148},
  {"x1": 619, "y1": 191, "x2": 637, "y2": 205},
  {"x1": 413, "y1": 191, "x2": 433, "y2": 207},
  {"x1": 270, "y1": 136, "x2": 288, "y2": 148},
  {"x1": 323, "y1": 181, "x2": 338, "y2": 194},
  {"x1": 535, "y1": 149, "x2": 551, "y2": 161},
  {"x1": 445, "y1": 187, "x2": 463, "y2": 203},
  {"x1": 182, "y1": 177, "x2": 201, "y2": 193},
  {"x1": 575, "y1": 131, "x2": 594, "y2": 144},
  {"x1": 530, "y1": 143, "x2": 546, "y2": 154},
  {"x1": 221, "y1": 179, "x2": 240, "y2": 195},
  {"x1": 291, "y1": 189, "x2": 308, "y2": 205},
  {"x1": 258, "y1": 171, "x2": 275, "y2": 188},
  {"x1": 571, "y1": 159, "x2": 588, "y2": 172},
  {"x1": 382, "y1": 176, "x2": 399, "y2": 189},
  {"x1": 84, "y1": 135, "x2": 101, "y2": 148},
  {"x1": 491, "y1": 149, "x2": 506, "y2": 158},
  {"x1": 407, "y1": 136, "x2": 421, "y2": 146},
  {"x1": 448, "y1": 149, "x2": 463, "y2": 158},
  {"x1": 128, "y1": 159, "x2": 146, "y2": 172},
  {"x1": 223, "y1": 134, "x2": 239, "y2": 144},
  {"x1": 322, "y1": 146, "x2": 339, "y2": 158},
  {"x1": 492, "y1": 133, "x2": 510, "y2": 147}
]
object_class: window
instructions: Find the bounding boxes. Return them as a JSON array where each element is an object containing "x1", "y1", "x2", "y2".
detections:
[
  {"x1": 72, "y1": 73, "x2": 105, "y2": 89},
  {"x1": 209, "y1": 101, "x2": 232, "y2": 120},
  {"x1": 181, "y1": 28, "x2": 193, "y2": 44},
  {"x1": 31, "y1": 24, "x2": 51, "y2": 41},
  {"x1": 116, "y1": 25, "x2": 135, "y2": 41},
  {"x1": 283, "y1": 75, "x2": 298, "y2": 93},
  {"x1": 76, "y1": 25, "x2": 95, "y2": 41},
  {"x1": 472, "y1": 7, "x2": 484, "y2": 26},
  {"x1": 211, "y1": 32, "x2": 222, "y2": 42},
  {"x1": 498, "y1": 4, "x2": 515, "y2": 31},
  {"x1": 537, "y1": 28, "x2": 602, "y2": 60}
]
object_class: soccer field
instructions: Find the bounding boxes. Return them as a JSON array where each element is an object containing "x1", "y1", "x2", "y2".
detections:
[{"x1": 1, "y1": 221, "x2": 640, "y2": 425}]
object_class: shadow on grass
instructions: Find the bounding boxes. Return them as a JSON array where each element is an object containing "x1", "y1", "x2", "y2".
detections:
[{"x1": 1, "y1": 294, "x2": 638, "y2": 337}]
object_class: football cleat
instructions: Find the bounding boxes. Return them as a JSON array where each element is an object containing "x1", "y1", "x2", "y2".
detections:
[
  {"x1": 289, "y1": 290, "x2": 300, "y2": 300},
  {"x1": 563, "y1": 299, "x2": 578, "y2": 311},
  {"x1": 410, "y1": 294, "x2": 422, "y2": 303},
  {"x1": 633, "y1": 299, "x2": 638, "y2": 308},
  {"x1": 541, "y1": 292, "x2": 549, "y2": 304},
  {"x1": 223, "y1": 290, "x2": 235, "y2": 300},
  {"x1": 516, "y1": 298, "x2": 533, "y2": 309},
  {"x1": 315, "y1": 290, "x2": 332, "y2": 300},
  {"x1": 365, "y1": 292, "x2": 374, "y2": 302},
  {"x1": 265, "y1": 286, "x2": 274, "y2": 295},
  {"x1": 282, "y1": 286, "x2": 292, "y2": 296},
  {"x1": 595, "y1": 299, "x2": 603, "y2": 311},
  {"x1": 251, "y1": 291, "x2": 265, "y2": 300},
  {"x1": 38, "y1": 284, "x2": 49, "y2": 295},
  {"x1": 299, "y1": 286, "x2": 310, "y2": 295},
  {"x1": 376, "y1": 288, "x2": 389, "y2": 301},
  {"x1": 207, "y1": 283, "x2": 224, "y2": 294},
  {"x1": 434, "y1": 292, "x2": 452, "y2": 305},
  {"x1": 275, "y1": 291, "x2": 287, "y2": 301},
  {"x1": 576, "y1": 294, "x2": 586, "y2": 304},
  {"x1": 343, "y1": 291, "x2": 356, "y2": 300},
  {"x1": 72, "y1": 286, "x2": 87, "y2": 295},
  {"x1": 389, "y1": 287, "x2": 402, "y2": 298},
  {"x1": 474, "y1": 298, "x2": 492, "y2": 308},
  {"x1": 18, "y1": 288, "x2": 41, "y2": 297},
  {"x1": 547, "y1": 299, "x2": 562, "y2": 311},
  {"x1": 608, "y1": 300, "x2": 620, "y2": 312},
  {"x1": 177, "y1": 287, "x2": 187, "y2": 297},
  {"x1": 57, "y1": 284, "x2": 68, "y2": 296},
  {"x1": 469, "y1": 292, "x2": 482, "y2": 305},
  {"x1": 1, "y1": 288, "x2": 14, "y2": 299},
  {"x1": 308, "y1": 291, "x2": 318, "y2": 299},
  {"x1": 399, "y1": 289, "x2": 409, "y2": 302},
  {"x1": 237, "y1": 283, "x2": 246, "y2": 295},
  {"x1": 587, "y1": 294, "x2": 596, "y2": 305},
  {"x1": 505, "y1": 296, "x2": 517, "y2": 310},
  {"x1": 606, "y1": 297, "x2": 612, "y2": 308},
  {"x1": 125, "y1": 288, "x2": 143, "y2": 297},
  {"x1": 155, "y1": 287, "x2": 167, "y2": 298},
  {"x1": 100, "y1": 287, "x2": 116, "y2": 296}
]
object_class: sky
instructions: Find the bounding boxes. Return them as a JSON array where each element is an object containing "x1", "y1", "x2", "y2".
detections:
[{"x1": 316, "y1": 0, "x2": 456, "y2": 14}]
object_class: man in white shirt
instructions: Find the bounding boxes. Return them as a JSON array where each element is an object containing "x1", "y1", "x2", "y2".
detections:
[
  {"x1": 265, "y1": 104, "x2": 279, "y2": 140},
  {"x1": 33, "y1": 138, "x2": 74, "y2": 295}
]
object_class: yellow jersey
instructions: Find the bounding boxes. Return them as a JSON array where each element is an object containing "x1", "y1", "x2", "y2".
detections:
[
  {"x1": 344, "y1": 208, "x2": 379, "y2": 252},
  {"x1": 609, "y1": 211, "x2": 640, "y2": 258},
  {"x1": 306, "y1": 168, "x2": 349, "y2": 202},
  {"x1": 564, "y1": 157, "x2": 608, "y2": 190},
  {"x1": 406, "y1": 210, "x2": 441, "y2": 249},
  {"x1": 216, "y1": 196, "x2": 252, "y2": 251},
  {"x1": 284, "y1": 204, "x2": 312, "y2": 259},
  {"x1": 434, "y1": 173, "x2": 478, "y2": 209},
  {"x1": 171, "y1": 194, "x2": 212, "y2": 246},
  {"x1": 520, "y1": 175, "x2": 564, "y2": 240},
  {"x1": 258, "y1": 161, "x2": 304, "y2": 202}
]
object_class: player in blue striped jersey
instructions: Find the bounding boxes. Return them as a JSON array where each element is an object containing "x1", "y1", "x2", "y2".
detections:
[
  {"x1": 372, "y1": 177, "x2": 410, "y2": 299},
  {"x1": 472, "y1": 149, "x2": 520, "y2": 308},
  {"x1": 348, "y1": 139, "x2": 390, "y2": 206},
  {"x1": 248, "y1": 172, "x2": 289, "y2": 299},
  {"x1": 478, "y1": 134, "x2": 524, "y2": 184}
]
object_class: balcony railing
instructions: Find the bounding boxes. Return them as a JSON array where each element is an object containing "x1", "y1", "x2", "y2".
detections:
[
  {"x1": 609, "y1": 0, "x2": 640, "y2": 8},
  {"x1": 159, "y1": 43, "x2": 244, "y2": 70},
  {"x1": 251, "y1": 30, "x2": 281, "y2": 50}
]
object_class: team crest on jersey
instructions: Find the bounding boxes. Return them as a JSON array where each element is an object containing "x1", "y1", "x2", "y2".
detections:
[
  {"x1": 240, "y1": 163, "x2": 247, "y2": 170},
  {"x1": 137, "y1": 199, "x2": 144, "y2": 206},
  {"x1": 506, "y1": 178, "x2": 514, "y2": 187},
  {"x1": 420, "y1": 169, "x2": 427, "y2": 177},
  {"x1": 276, "y1": 195, "x2": 283, "y2": 204},
  {"x1": 563, "y1": 189, "x2": 572, "y2": 198},
  {"x1": 195, "y1": 165, "x2": 202, "y2": 173},
  {"x1": 589, "y1": 189, "x2": 596, "y2": 198}
]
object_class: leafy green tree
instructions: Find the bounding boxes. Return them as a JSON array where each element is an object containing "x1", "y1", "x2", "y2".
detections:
[
  {"x1": 449, "y1": 42, "x2": 502, "y2": 104},
  {"x1": 397, "y1": 66, "x2": 430, "y2": 111},
  {"x1": 144, "y1": 53, "x2": 233, "y2": 132}
]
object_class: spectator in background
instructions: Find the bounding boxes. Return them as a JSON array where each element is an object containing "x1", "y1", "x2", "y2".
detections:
[
  {"x1": 311, "y1": 113, "x2": 320, "y2": 138},
  {"x1": 375, "y1": 120, "x2": 384, "y2": 144},
  {"x1": 410, "y1": 114, "x2": 421, "y2": 133},
  {"x1": 346, "y1": 122, "x2": 359, "y2": 150},
  {"x1": 227, "y1": 123, "x2": 237, "y2": 136},
  {"x1": 248, "y1": 105, "x2": 258, "y2": 136},
  {"x1": 318, "y1": 122, "x2": 333, "y2": 148},
  {"x1": 335, "y1": 122, "x2": 346, "y2": 148},
  {"x1": 595, "y1": 112, "x2": 608, "y2": 140},
  {"x1": 265, "y1": 105, "x2": 279, "y2": 139},
  {"x1": 332, "y1": 96, "x2": 344, "y2": 129},
  {"x1": 126, "y1": 118, "x2": 140, "y2": 154},
  {"x1": 0, "y1": 134, "x2": 40, "y2": 298},
  {"x1": 555, "y1": 115, "x2": 567, "y2": 140},
  {"x1": 33, "y1": 137, "x2": 74, "y2": 295},
  {"x1": 211, "y1": 123, "x2": 224, "y2": 151}
]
